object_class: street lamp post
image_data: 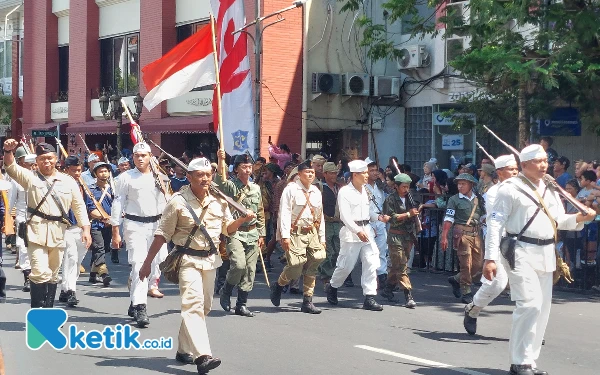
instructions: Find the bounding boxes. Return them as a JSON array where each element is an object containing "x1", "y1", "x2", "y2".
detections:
[
  {"x1": 99, "y1": 91, "x2": 143, "y2": 155},
  {"x1": 233, "y1": 0, "x2": 307, "y2": 156}
]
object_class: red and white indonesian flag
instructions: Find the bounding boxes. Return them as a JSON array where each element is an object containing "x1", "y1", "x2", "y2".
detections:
[
  {"x1": 211, "y1": 0, "x2": 255, "y2": 156},
  {"x1": 141, "y1": 25, "x2": 216, "y2": 111}
]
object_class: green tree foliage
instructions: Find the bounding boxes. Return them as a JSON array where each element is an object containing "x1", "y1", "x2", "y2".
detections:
[
  {"x1": 0, "y1": 94, "x2": 11, "y2": 125},
  {"x1": 342, "y1": 0, "x2": 600, "y2": 145}
]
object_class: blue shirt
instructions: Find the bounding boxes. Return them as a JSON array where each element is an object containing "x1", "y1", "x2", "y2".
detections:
[
  {"x1": 555, "y1": 172, "x2": 571, "y2": 189},
  {"x1": 84, "y1": 183, "x2": 113, "y2": 230},
  {"x1": 170, "y1": 176, "x2": 190, "y2": 192}
]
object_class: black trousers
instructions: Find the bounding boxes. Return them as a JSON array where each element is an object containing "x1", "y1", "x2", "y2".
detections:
[
  {"x1": 90, "y1": 226, "x2": 112, "y2": 271},
  {"x1": 418, "y1": 236, "x2": 437, "y2": 268}
]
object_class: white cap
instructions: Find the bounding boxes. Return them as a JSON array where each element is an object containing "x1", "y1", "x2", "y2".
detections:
[
  {"x1": 24, "y1": 154, "x2": 37, "y2": 164},
  {"x1": 348, "y1": 159, "x2": 368, "y2": 173},
  {"x1": 87, "y1": 154, "x2": 100, "y2": 162},
  {"x1": 429, "y1": 158, "x2": 438, "y2": 164},
  {"x1": 494, "y1": 154, "x2": 517, "y2": 169},
  {"x1": 519, "y1": 144, "x2": 546, "y2": 162},
  {"x1": 133, "y1": 142, "x2": 150, "y2": 154},
  {"x1": 188, "y1": 157, "x2": 211, "y2": 172},
  {"x1": 118, "y1": 157, "x2": 129, "y2": 165},
  {"x1": 364, "y1": 157, "x2": 375, "y2": 165}
]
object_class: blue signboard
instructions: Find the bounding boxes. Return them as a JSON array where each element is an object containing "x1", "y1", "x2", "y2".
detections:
[{"x1": 539, "y1": 108, "x2": 581, "y2": 136}]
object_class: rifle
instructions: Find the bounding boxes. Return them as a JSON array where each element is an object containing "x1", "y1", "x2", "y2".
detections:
[
  {"x1": 476, "y1": 142, "x2": 496, "y2": 163},
  {"x1": 482, "y1": 125, "x2": 520, "y2": 160},
  {"x1": 392, "y1": 159, "x2": 423, "y2": 233},
  {"x1": 55, "y1": 138, "x2": 110, "y2": 220},
  {"x1": 148, "y1": 139, "x2": 248, "y2": 216}
]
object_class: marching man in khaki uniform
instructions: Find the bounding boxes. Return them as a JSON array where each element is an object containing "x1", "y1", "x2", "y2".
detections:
[
  {"x1": 270, "y1": 160, "x2": 326, "y2": 314},
  {"x1": 140, "y1": 158, "x2": 254, "y2": 374},
  {"x1": 3, "y1": 139, "x2": 91, "y2": 308}
]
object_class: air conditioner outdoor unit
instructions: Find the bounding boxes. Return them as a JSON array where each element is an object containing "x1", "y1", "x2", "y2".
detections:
[
  {"x1": 311, "y1": 72, "x2": 341, "y2": 94},
  {"x1": 397, "y1": 45, "x2": 430, "y2": 70},
  {"x1": 370, "y1": 76, "x2": 400, "y2": 97},
  {"x1": 341, "y1": 73, "x2": 370, "y2": 96},
  {"x1": 445, "y1": 2, "x2": 470, "y2": 28}
]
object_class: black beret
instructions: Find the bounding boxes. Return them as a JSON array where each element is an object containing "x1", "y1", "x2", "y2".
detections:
[
  {"x1": 64, "y1": 156, "x2": 81, "y2": 167},
  {"x1": 35, "y1": 142, "x2": 55, "y2": 156},
  {"x1": 234, "y1": 154, "x2": 252, "y2": 165},
  {"x1": 297, "y1": 160, "x2": 313, "y2": 171}
]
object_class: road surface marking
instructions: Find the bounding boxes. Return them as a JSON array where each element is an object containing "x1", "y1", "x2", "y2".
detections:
[{"x1": 355, "y1": 345, "x2": 490, "y2": 375}]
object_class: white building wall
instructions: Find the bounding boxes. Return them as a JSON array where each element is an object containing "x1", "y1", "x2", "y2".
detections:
[
  {"x1": 57, "y1": 15, "x2": 69, "y2": 45},
  {"x1": 176, "y1": 0, "x2": 210, "y2": 25},
  {"x1": 98, "y1": 0, "x2": 140, "y2": 38}
]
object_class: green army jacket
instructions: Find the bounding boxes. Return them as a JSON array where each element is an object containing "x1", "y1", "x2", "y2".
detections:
[
  {"x1": 214, "y1": 174, "x2": 266, "y2": 243},
  {"x1": 383, "y1": 191, "x2": 416, "y2": 243},
  {"x1": 444, "y1": 193, "x2": 483, "y2": 226}
]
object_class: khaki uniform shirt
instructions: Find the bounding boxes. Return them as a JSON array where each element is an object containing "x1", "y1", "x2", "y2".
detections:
[
  {"x1": 383, "y1": 192, "x2": 416, "y2": 244},
  {"x1": 214, "y1": 174, "x2": 265, "y2": 243},
  {"x1": 6, "y1": 161, "x2": 90, "y2": 247},
  {"x1": 443, "y1": 192, "x2": 482, "y2": 226},
  {"x1": 279, "y1": 180, "x2": 325, "y2": 242},
  {"x1": 155, "y1": 186, "x2": 234, "y2": 270}
]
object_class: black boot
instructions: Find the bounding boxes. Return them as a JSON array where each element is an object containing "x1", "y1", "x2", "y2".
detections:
[
  {"x1": 343, "y1": 274, "x2": 354, "y2": 287},
  {"x1": 404, "y1": 289, "x2": 416, "y2": 309},
  {"x1": 89, "y1": 272, "x2": 100, "y2": 284},
  {"x1": 234, "y1": 290, "x2": 255, "y2": 317},
  {"x1": 377, "y1": 274, "x2": 387, "y2": 290},
  {"x1": 0, "y1": 268, "x2": 6, "y2": 303},
  {"x1": 463, "y1": 302, "x2": 478, "y2": 336},
  {"x1": 448, "y1": 276, "x2": 462, "y2": 298},
  {"x1": 100, "y1": 273, "x2": 112, "y2": 287},
  {"x1": 300, "y1": 295, "x2": 321, "y2": 314},
  {"x1": 509, "y1": 364, "x2": 537, "y2": 375},
  {"x1": 29, "y1": 282, "x2": 47, "y2": 308},
  {"x1": 128, "y1": 302, "x2": 135, "y2": 318},
  {"x1": 326, "y1": 283, "x2": 338, "y2": 305},
  {"x1": 45, "y1": 283, "x2": 58, "y2": 308},
  {"x1": 22, "y1": 270, "x2": 31, "y2": 292},
  {"x1": 195, "y1": 355, "x2": 222, "y2": 374},
  {"x1": 214, "y1": 261, "x2": 229, "y2": 295},
  {"x1": 363, "y1": 295, "x2": 383, "y2": 311},
  {"x1": 270, "y1": 282, "x2": 284, "y2": 307},
  {"x1": 175, "y1": 351, "x2": 194, "y2": 364},
  {"x1": 59, "y1": 290, "x2": 69, "y2": 303},
  {"x1": 461, "y1": 292, "x2": 474, "y2": 304},
  {"x1": 67, "y1": 290, "x2": 79, "y2": 307},
  {"x1": 134, "y1": 304, "x2": 150, "y2": 327},
  {"x1": 110, "y1": 249, "x2": 120, "y2": 264},
  {"x1": 380, "y1": 284, "x2": 395, "y2": 301},
  {"x1": 219, "y1": 282, "x2": 235, "y2": 311}
]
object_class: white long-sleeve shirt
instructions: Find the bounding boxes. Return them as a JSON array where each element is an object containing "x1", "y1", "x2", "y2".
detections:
[
  {"x1": 338, "y1": 182, "x2": 375, "y2": 243},
  {"x1": 7, "y1": 176, "x2": 27, "y2": 220},
  {"x1": 485, "y1": 174, "x2": 583, "y2": 271},
  {"x1": 110, "y1": 168, "x2": 167, "y2": 226},
  {"x1": 278, "y1": 180, "x2": 325, "y2": 243}
]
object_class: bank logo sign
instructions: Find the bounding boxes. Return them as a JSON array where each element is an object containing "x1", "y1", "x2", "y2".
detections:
[{"x1": 26, "y1": 308, "x2": 172, "y2": 350}]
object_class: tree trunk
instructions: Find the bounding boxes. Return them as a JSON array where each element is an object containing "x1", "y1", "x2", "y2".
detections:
[{"x1": 517, "y1": 80, "x2": 529, "y2": 148}]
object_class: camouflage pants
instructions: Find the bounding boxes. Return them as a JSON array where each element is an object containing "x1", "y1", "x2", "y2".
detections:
[
  {"x1": 387, "y1": 237, "x2": 412, "y2": 291},
  {"x1": 317, "y1": 221, "x2": 342, "y2": 281}
]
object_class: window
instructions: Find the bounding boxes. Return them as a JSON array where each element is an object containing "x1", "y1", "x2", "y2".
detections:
[
  {"x1": 176, "y1": 22, "x2": 213, "y2": 92},
  {"x1": 401, "y1": 4, "x2": 436, "y2": 34},
  {"x1": 100, "y1": 33, "x2": 139, "y2": 95},
  {"x1": 58, "y1": 46, "x2": 69, "y2": 95}
]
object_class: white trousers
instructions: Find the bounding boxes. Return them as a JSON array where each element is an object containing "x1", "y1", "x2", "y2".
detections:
[
  {"x1": 472, "y1": 259, "x2": 509, "y2": 311},
  {"x1": 124, "y1": 219, "x2": 168, "y2": 305},
  {"x1": 372, "y1": 222, "x2": 388, "y2": 275},
  {"x1": 501, "y1": 255, "x2": 552, "y2": 367},
  {"x1": 61, "y1": 227, "x2": 88, "y2": 292},
  {"x1": 16, "y1": 218, "x2": 30, "y2": 271},
  {"x1": 330, "y1": 240, "x2": 379, "y2": 296}
]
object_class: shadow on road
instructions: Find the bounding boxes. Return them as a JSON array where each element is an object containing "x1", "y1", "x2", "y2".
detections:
[{"x1": 59, "y1": 352, "x2": 194, "y2": 375}]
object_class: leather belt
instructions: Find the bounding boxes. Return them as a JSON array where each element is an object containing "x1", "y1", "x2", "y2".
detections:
[
  {"x1": 238, "y1": 223, "x2": 257, "y2": 232},
  {"x1": 27, "y1": 207, "x2": 65, "y2": 223},
  {"x1": 507, "y1": 233, "x2": 554, "y2": 246},
  {"x1": 175, "y1": 245, "x2": 216, "y2": 258},
  {"x1": 291, "y1": 225, "x2": 314, "y2": 235},
  {"x1": 355, "y1": 220, "x2": 370, "y2": 226},
  {"x1": 324, "y1": 216, "x2": 341, "y2": 223},
  {"x1": 389, "y1": 228, "x2": 409, "y2": 235},
  {"x1": 124, "y1": 213, "x2": 162, "y2": 223}
]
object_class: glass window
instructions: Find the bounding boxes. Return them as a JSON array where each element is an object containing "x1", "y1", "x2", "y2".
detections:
[
  {"x1": 0, "y1": 42, "x2": 5, "y2": 79},
  {"x1": 100, "y1": 33, "x2": 140, "y2": 95},
  {"x1": 176, "y1": 22, "x2": 212, "y2": 91},
  {"x1": 5, "y1": 39, "x2": 11, "y2": 79},
  {"x1": 58, "y1": 46, "x2": 69, "y2": 94}
]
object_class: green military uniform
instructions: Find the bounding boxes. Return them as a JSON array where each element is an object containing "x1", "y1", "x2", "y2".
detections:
[
  {"x1": 444, "y1": 173, "x2": 484, "y2": 297},
  {"x1": 381, "y1": 174, "x2": 417, "y2": 307},
  {"x1": 214, "y1": 171, "x2": 265, "y2": 316},
  {"x1": 317, "y1": 181, "x2": 342, "y2": 282}
]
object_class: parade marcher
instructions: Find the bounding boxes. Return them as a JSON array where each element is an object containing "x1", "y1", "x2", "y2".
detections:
[
  {"x1": 86, "y1": 162, "x2": 114, "y2": 287},
  {"x1": 258, "y1": 162, "x2": 281, "y2": 271},
  {"x1": 7, "y1": 147, "x2": 32, "y2": 292},
  {"x1": 317, "y1": 162, "x2": 343, "y2": 290},
  {"x1": 139, "y1": 158, "x2": 254, "y2": 374},
  {"x1": 110, "y1": 142, "x2": 168, "y2": 327},
  {"x1": 463, "y1": 155, "x2": 518, "y2": 335},
  {"x1": 365, "y1": 158, "x2": 389, "y2": 289},
  {"x1": 440, "y1": 173, "x2": 484, "y2": 304},
  {"x1": 477, "y1": 164, "x2": 496, "y2": 194},
  {"x1": 170, "y1": 161, "x2": 190, "y2": 193},
  {"x1": 57, "y1": 156, "x2": 90, "y2": 307},
  {"x1": 3, "y1": 139, "x2": 91, "y2": 308},
  {"x1": 81, "y1": 154, "x2": 100, "y2": 186},
  {"x1": 311, "y1": 154, "x2": 326, "y2": 191},
  {"x1": 215, "y1": 150, "x2": 265, "y2": 317},
  {"x1": 270, "y1": 160, "x2": 326, "y2": 314},
  {"x1": 380, "y1": 173, "x2": 418, "y2": 308},
  {"x1": 116, "y1": 156, "x2": 131, "y2": 177},
  {"x1": 485, "y1": 144, "x2": 594, "y2": 375},
  {"x1": 326, "y1": 159, "x2": 384, "y2": 311}
]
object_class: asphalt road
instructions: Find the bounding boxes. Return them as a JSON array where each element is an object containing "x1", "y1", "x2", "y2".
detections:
[{"x1": 1, "y1": 249, "x2": 599, "y2": 375}]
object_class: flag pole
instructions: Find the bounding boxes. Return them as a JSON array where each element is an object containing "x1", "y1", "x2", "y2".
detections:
[{"x1": 210, "y1": 14, "x2": 227, "y2": 179}]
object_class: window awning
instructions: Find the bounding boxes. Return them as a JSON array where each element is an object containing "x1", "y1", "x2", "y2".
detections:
[{"x1": 65, "y1": 115, "x2": 214, "y2": 135}]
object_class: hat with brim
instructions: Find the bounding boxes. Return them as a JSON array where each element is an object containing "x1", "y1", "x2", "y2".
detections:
[
  {"x1": 93, "y1": 162, "x2": 111, "y2": 174},
  {"x1": 311, "y1": 155, "x2": 326, "y2": 164},
  {"x1": 478, "y1": 164, "x2": 496, "y2": 175},
  {"x1": 24, "y1": 154, "x2": 36, "y2": 164},
  {"x1": 14, "y1": 146, "x2": 27, "y2": 160},
  {"x1": 287, "y1": 166, "x2": 299, "y2": 182},
  {"x1": 322, "y1": 162, "x2": 337, "y2": 173},
  {"x1": 455, "y1": 173, "x2": 477, "y2": 184}
]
